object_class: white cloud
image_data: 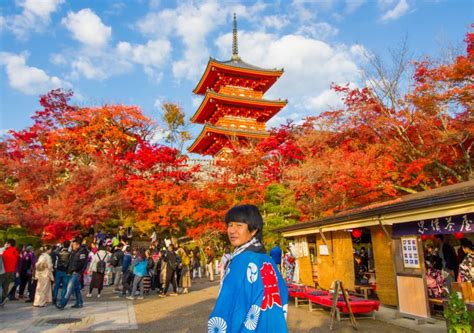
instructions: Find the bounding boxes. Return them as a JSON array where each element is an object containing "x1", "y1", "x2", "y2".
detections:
[
  {"x1": 377, "y1": 0, "x2": 397, "y2": 10},
  {"x1": 215, "y1": 32, "x2": 363, "y2": 122},
  {"x1": 296, "y1": 22, "x2": 339, "y2": 40},
  {"x1": 62, "y1": 9, "x2": 112, "y2": 47},
  {"x1": 345, "y1": 0, "x2": 367, "y2": 13},
  {"x1": 262, "y1": 15, "x2": 290, "y2": 30},
  {"x1": 71, "y1": 58, "x2": 105, "y2": 80},
  {"x1": 136, "y1": 0, "x2": 267, "y2": 81},
  {"x1": 3, "y1": 0, "x2": 64, "y2": 39},
  {"x1": 50, "y1": 53, "x2": 67, "y2": 65},
  {"x1": 115, "y1": 39, "x2": 171, "y2": 81},
  {"x1": 0, "y1": 52, "x2": 70, "y2": 95},
  {"x1": 306, "y1": 89, "x2": 344, "y2": 110},
  {"x1": 380, "y1": 0, "x2": 410, "y2": 22},
  {"x1": 116, "y1": 39, "x2": 171, "y2": 69}
]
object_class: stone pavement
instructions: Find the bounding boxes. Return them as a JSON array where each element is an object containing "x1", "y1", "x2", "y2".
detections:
[
  {"x1": 0, "y1": 279, "x2": 445, "y2": 333},
  {"x1": 0, "y1": 299, "x2": 136, "y2": 332}
]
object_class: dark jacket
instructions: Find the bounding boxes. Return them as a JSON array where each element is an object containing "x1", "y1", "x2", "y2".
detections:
[
  {"x1": 441, "y1": 243, "x2": 458, "y2": 273},
  {"x1": 112, "y1": 249, "x2": 124, "y2": 267},
  {"x1": 55, "y1": 248, "x2": 71, "y2": 272},
  {"x1": 165, "y1": 251, "x2": 178, "y2": 271},
  {"x1": 67, "y1": 245, "x2": 89, "y2": 275}
]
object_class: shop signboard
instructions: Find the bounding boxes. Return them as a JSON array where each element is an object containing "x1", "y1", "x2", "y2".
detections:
[
  {"x1": 400, "y1": 236, "x2": 420, "y2": 268},
  {"x1": 392, "y1": 213, "x2": 473, "y2": 237}
]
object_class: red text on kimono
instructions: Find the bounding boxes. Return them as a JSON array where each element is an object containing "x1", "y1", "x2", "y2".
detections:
[{"x1": 260, "y1": 262, "x2": 282, "y2": 310}]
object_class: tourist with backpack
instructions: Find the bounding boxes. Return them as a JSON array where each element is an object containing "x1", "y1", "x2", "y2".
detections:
[
  {"x1": 86, "y1": 245, "x2": 109, "y2": 298},
  {"x1": 111, "y1": 243, "x2": 124, "y2": 291},
  {"x1": 52, "y1": 240, "x2": 71, "y2": 305}
]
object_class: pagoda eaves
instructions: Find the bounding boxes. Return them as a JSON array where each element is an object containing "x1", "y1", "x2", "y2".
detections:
[
  {"x1": 191, "y1": 91, "x2": 287, "y2": 124},
  {"x1": 193, "y1": 58, "x2": 284, "y2": 95},
  {"x1": 188, "y1": 124, "x2": 269, "y2": 156}
]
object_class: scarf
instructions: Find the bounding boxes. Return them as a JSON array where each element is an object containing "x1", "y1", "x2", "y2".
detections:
[{"x1": 223, "y1": 237, "x2": 265, "y2": 274}]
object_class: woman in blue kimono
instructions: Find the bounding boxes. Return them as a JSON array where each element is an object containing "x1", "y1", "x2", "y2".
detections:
[{"x1": 208, "y1": 205, "x2": 288, "y2": 333}]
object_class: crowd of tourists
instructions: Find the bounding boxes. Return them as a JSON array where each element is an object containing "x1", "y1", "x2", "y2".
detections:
[
  {"x1": 424, "y1": 235, "x2": 474, "y2": 298},
  {"x1": 0, "y1": 228, "x2": 219, "y2": 309}
]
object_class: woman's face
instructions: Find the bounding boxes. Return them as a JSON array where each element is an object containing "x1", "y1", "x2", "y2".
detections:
[{"x1": 227, "y1": 222, "x2": 257, "y2": 247}]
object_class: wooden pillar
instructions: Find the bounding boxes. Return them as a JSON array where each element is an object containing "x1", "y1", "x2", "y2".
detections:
[{"x1": 369, "y1": 225, "x2": 398, "y2": 306}]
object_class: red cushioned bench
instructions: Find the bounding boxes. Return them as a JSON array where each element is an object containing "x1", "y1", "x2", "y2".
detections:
[
  {"x1": 306, "y1": 293, "x2": 380, "y2": 320},
  {"x1": 287, "y1": 284, "x2": 311, "y2": 307}
]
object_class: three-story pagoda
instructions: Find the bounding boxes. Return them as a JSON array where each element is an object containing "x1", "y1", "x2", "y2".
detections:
[{"x1": 188, "y1": 14, "x2": 287, "y2": 157}]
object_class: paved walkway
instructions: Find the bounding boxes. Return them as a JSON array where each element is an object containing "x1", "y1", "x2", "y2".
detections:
[{"x1": 0, "y1": 279, "x2": 445, "y2": 333}]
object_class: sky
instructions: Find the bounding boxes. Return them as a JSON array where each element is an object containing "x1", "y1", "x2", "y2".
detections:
[{"x1": 0, "y1": 0, "x2": 472, "y2": 155}]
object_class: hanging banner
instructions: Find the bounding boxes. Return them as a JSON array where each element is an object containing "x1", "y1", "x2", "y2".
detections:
[{"x1": 392, "y1": 213, "x2": 473, "y2": 237}]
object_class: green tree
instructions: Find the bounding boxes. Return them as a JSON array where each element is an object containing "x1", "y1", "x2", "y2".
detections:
[
  {"x1": 260, "y1": 184, "x2": 301, "y2": 247},
  {"x1": 160, "y1": 102, "x2": 192, "y2": 153}
]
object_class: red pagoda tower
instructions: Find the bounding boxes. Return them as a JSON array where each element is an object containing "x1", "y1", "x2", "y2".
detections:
[{"x1": 188, "y1": 14, "x2": 287, "y2": 157}]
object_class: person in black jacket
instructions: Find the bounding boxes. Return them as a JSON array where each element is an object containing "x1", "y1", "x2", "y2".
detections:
[
  {"x1": 160, "y1": 244, "x2": 178, "y2": 297},
  {"x1": 57, "y1": 237, "x2": 89, "y2": 309},
  {"x1": 112, "y1": 244, "x2": 124, "y2": 291},
  {"x1": 434, "y1": 235, "x2": 459, "y2": 292},
  {"x1": 52, "y1": 240, "x2": 71, "y2": 305}
]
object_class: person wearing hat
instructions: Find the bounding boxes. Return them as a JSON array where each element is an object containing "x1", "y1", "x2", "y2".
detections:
[{"x1": 208, "y1": 204, "x2": 288, "y2": 332}]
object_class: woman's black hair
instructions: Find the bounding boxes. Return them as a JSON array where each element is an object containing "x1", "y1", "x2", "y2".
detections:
[
  {"x1": 460, "y1": 238, "x2": 473, "y2": 250},
  {"x1": 224, "y1": 204, "x2": 263, "y2": 242}
]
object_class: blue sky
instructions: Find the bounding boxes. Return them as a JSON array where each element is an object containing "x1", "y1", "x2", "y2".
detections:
[{"x1": 0, "y1": 0, "x2": 472, "y2": 153}]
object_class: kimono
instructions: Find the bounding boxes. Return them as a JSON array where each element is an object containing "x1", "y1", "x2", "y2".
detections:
[
  {"x1": 282, "y1": 253, "x2": 295, "y2": 284},
  {"x1": 33, "y1": 253, "x2": 54, "y2": 307},
  {"x1": 458, "y1": 253, "x2": 474, "y2": 283},
  {"x1": 426, "y1": 267, "x2": 448, "y2": 298},
  {"x1": 208, "y1": 250, "x2": 288, "y2": 333}
]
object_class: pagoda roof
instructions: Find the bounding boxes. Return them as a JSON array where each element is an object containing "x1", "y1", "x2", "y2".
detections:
[
  {"x1": 191, "y1": 91, "x2": 287, "y2": 124},
  {"x1": 193, "y1": 58, "x2": 284, "y2": 95},
  {"x1": 188, "y1": 124, "x2": 269, "y2": 156}
]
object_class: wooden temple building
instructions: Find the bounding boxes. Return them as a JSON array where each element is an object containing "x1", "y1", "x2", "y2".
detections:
[{"x1": 188, "y1": 14, "x2": 287, "y2": 157}]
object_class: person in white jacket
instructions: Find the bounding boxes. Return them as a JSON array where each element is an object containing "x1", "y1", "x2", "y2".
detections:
[{"x1": 86, "y1": 246, "x2": 109, "y2": 298}]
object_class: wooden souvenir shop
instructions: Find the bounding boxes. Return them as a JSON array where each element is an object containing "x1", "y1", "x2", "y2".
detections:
[{"x1": 277, "y1": 180, "x2": 474, "y2": 319}]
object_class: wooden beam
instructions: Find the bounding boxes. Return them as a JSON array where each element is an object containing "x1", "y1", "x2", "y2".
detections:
[{"x1": 319, "y1": 227, "x2": 334, "y2": 259}]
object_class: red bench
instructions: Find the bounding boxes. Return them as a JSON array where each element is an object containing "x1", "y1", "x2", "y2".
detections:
[
  {"x1": 287, "y1": 284, "x2": 313, "y2": 307},
  {"x1": 306, "y1": 293, "x2": 380, "y2": 320}
]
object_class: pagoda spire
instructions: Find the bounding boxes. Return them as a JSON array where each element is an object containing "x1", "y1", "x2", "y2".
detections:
[{"x1": 231, "y1": 13, "x2": 240, "y2": 61}]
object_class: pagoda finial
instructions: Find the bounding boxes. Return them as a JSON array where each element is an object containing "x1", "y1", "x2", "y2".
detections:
[{"x1": 231, "y1": 13, "x2": 240, "y2": 61}]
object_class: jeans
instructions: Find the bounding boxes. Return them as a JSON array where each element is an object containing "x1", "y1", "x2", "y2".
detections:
[
  {"x1": 131, "y1": 275, "x2": 144, "y2": 297},
  {"x1": 121, "y1": 271, "x2": 131, "y2": 296},
  {"x1": 113, "y1": 267, "x2": 122, "y2": 288},
  {"x1": 60, "y1": 272, "x2": 83, "y2": 307},
  {"x1": 52, "y1": 270, "x2": 70, "y2": 303}
]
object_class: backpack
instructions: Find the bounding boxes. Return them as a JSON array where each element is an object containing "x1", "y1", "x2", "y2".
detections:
[
  {"x1": 110, "y1": 253, "x2": 119, "y2": 267},
  {"x1": 96, "y1": 253, "x2": 106, "y2": 274},
  {"x1": 56, "y1": 249, "x2": 71, "y2": 272}
]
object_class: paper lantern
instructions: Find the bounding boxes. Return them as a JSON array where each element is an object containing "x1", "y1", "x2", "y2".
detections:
[
  {"x1": 454, "y1": 232, "x2": 464, "y2": 240},
  {"x1": 352, "y1": 229, "x2": 362, "y2": 238},
  {"x1": 421, "y1": 234, "x2": 428, "y2": 241}
]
